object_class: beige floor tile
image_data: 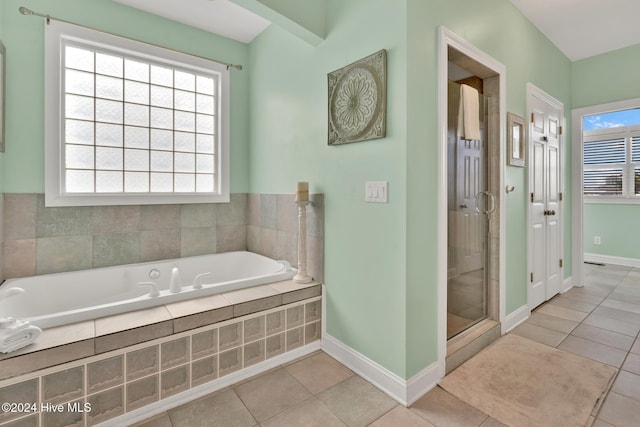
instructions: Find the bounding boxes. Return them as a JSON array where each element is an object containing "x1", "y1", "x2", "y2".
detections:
[
  {"x1": 235, "y1": 369, "x2": 311, "y2": 422},
  {"x1": 611, "y1": 370, "x2": 640, "y2": 402},
  {"x1": 317, "y1": 376, "x2": 397, "y2": 427},
  {"x1": 570, "y1": 324, "x2": 635, "y2": 351},
  {"x1": 169, "y1": 389, "x2": 256, "y2": 427},
  {"x1": 598, "y1": 392, "x2": 640, "y2": 427},
  {"x1": 480, "y1": 417, "x2": 509, "y2": 427},
  {"x1": 621, "y1": 353, "x2": 640, "y2": 376},
  {"x1": 261, "y1": 397, "x2": 346, "y2": 427},
  {"x1": 592, "y1": 305, "x2": 640, "y2": 326},
  {"x1": 527, "y1": 312, "x2": 579, "y2": 333},
  {"x1": 547, "y1": 295, "x2": 597, "y2": 313},
  {"x1": 284, "y1": 352, "x2": 353, "y2": 394},
  {"x1": 557, "y1": 335, "x2": 627, "y2": 367},
  {"x1": 601, "y1": 298, "x2": 640, "y2": 316},
  {"x1": 592, "y1": 419, "x2": 615, "y2": 427},
  {"x1": 582, "y1": 314, "x2": 640, "y2": 337},
  {"x1": 562, "y1": 289, "x2": 608, "y2": 305},
  {"x1": 130, "y1": 412, "x2": 173, "y2": 427},
  {"x1": 410, "y1": 387, "x2": 487, "y2": 427},
  {"x1": 369, "y1": 405, "x2": 434, "y2": 427},
  {"x1": 632, "y1": 339, "x2": 640, "y2": 355},
  {"x1": 536, "y1": 304, "x2": 589, "y2": 322},
  {"x1": 511, "y1": 323, "x2": 567, "y2": 347}
]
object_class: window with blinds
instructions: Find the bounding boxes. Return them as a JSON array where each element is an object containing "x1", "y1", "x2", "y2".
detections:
[
  {"x1": 45, "y1": 20, "x2": 230, "y2": 207},
  {"x1": 583, "y1": 128, "x2": 640, "y2": 200}
]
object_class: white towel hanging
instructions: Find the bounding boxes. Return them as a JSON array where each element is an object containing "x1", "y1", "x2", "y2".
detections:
[{"x1": 458, "y1": 84, "x2": 481, "y2": 140}]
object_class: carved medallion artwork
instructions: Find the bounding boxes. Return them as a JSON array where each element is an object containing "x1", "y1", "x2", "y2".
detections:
[{"x1": 328, "y1": 49, "x2": 387, "y2": 145}]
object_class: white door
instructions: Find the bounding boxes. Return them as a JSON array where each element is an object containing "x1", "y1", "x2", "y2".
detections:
[{"x1": 528, "y1": 87, "x2": 563, "y2": 309}]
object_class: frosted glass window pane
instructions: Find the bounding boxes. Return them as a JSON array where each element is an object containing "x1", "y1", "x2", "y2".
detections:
[
  {"x1": 151, "y1": 150, "x2": 173, "y2": 172},
  {"x1": 151, "y1": 65, "x2": 173, "y2": 87},
  {"x1": 96, "y1": 75, "x2": 123, "y2": 101},
  {"x1": 125, "y1": 81, "x2": 149, "y2": 105},
  {"x1": 175, "y1": 111, "x2": 195, "y2": 132},
  {"x1": 196, "y1": 174, "x2": 214, "y2": 192},
  {"x1": 150, "y1": 85, "x2": 173, "y2": 108},
  {"x1": 124, "y1": 103, "x2": 149, "y2": 127},
  {"x1": 150, "y1": 107, "x2": 173, "y2": 130},
  {"x1": 96, "y1": 171, "x2": 123, "y2": 192},
  {"x1": 96, "y1": 147, "x2": 123, "y2": 170},
  {"x1": 66, "y1": 145, "x2": 94, "y2": 169},
  {"x1": 175, "y1": 132, "x2": 195, "y2": 152},
  {"x1": 197, "y1": 154, "x2": 214, "y2": 173},
  {"x1": 96, "y1": 52, "x2": 123, "y2": 78},
  {"x1": 151, "y1": 129, "x2": 173, "y2": 150},
  {"x1": 196, "y1": 134, "x2": 214, "y2": 154},
  {"x1": 65, "y1": 46, "x2": 94, "y2": 72},
  {"x1": 125, "y1": 149, "x2": 149, "y2": 171},
  {"x1": 196, "y1": 94, "x2": 214, "y2": 115},
  {"x1": 96, "y1": 123, "x2": 123, "y2": 147},
  {"x1": 175, "y1": 153, "x2": 195, "y2": 173},
  {"x1": 125, "y1": 59, "x2": 149, "y2": 82},
  {"x1": 175, "y1": 71, "x2": 195, "y2": 91},
  {"x1": 96, "y1": 99, "x2": 123, "y2": 124},
  {"x1": 65, "y1": 69, "x2": 94, "y2": 96},
  {"x1": 196, "y1": 114, "x2": 214, "y2": 134},
  {"x1": 151, "y1": 173, "x2": 172, "y2": 192},
  {"x1": 66, "y1": 95, "x2": 94, "y2": 121},
  {"x1": 175, "y1": 90, "x2": 195, "y2": 112},
  {"x1": 66, "y1": 170, "x2": 94, "y2": 193},
  {"x1": 66, "y1": 120, "x2": 94, "y2": 145},
  {"x1": 124, "y1": 126, "x2": 149, "y2": 149},
  {"x1": 125, "y1": 172, "x2": 149, "y2": 192},
  {"x1": 197, "y1": 75, "x2": 214, "y2": 95},
  {"x1": 175, "y1": 174, "x2": 195, "y2": 192}
]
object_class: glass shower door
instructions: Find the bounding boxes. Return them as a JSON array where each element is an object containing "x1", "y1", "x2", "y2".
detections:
[{"x1": 447, "y1": 81, "x2": 490, "y2": 340}]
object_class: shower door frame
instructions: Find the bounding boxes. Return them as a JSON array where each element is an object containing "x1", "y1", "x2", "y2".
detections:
[{"x1": 437, "y1": 26, "x2": 507, "y2": 379}]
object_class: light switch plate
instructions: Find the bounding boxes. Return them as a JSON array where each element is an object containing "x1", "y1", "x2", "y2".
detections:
[{"x1": 365, "y1": 181, "x2": 388, "y2": 203}]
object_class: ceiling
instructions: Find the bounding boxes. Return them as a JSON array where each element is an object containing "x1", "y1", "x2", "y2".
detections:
[
  {"x1": 510, "y1": 0, "x2": 640, "y2": 61},
  {"x1": 113, "y1": 0, "x2": 271, "y2": 44},
  {"x1": 113, "y1": 0, "x2": 640, "y2": 59}
]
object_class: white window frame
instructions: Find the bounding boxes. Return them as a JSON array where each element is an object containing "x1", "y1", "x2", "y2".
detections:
[
  {"x1": 583, "y1": 124, "x2": 640, "y2": 204},
  {"x1": 45, "y1": 20, "x2": 230, "y2": 206}
]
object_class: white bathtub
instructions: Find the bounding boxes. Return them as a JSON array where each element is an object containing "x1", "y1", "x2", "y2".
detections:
[{"x1": 0, "y1": 251, "x2": 295, "y2": 329}]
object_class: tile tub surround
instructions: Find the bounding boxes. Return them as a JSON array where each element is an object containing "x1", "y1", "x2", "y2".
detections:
[
  {"x1": 247, "y1": 193, "x2": 324, "y2": 283},
  {"x1": 0, "y1": 279, "x2": 321, "y2": 380},
  {"x1": 2, "y1": 192, "x2": 324, "y2": 282},
  {"x1": 0, "y1": 295, "x2": 322, "y2": 427}
]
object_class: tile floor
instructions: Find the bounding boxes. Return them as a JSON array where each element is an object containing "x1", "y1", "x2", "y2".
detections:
[{"x1": 134, "y1": 264, "x2": 640, "y2": 427}]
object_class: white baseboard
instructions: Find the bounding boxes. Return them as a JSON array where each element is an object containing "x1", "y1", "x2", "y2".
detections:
[
  {"x1": 321, "y1": 333, "x2": 440, "y2": 406},
  {"x1": 562, "y1": 276, "x2": 573, "y2": 293},
  {"x1": 585, "y1": 253, "x2": 640, "y2": 268},
  {"x1": 97, "y1": 341, "x2": 322, "y2": 427},
  {"x1": 503, "y1": 304, "x2": 529, "y2": 333}
]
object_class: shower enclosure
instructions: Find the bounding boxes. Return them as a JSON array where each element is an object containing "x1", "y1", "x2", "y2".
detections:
[{"x1": 447, "y1": 80, "x2": 492, "y2": 339}]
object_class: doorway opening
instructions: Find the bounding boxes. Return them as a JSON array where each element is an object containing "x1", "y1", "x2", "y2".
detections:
[{"x1": 438, "y1": 27, "x2": 506, "y2": 376}]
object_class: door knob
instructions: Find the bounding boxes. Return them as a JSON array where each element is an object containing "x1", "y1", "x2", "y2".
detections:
[
  {"x1": 550, "y1": 210, "x2": 556, "y2": 216},
  {"x1": 541, "y1": 136, "x2": 548, "y2": 142},
  {"x1": 460, "y1": 204, "x2": 467, "y2": 209}
]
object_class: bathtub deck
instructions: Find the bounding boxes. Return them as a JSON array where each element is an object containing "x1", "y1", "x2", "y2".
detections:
[{"x1": 0, "y1": 279, "x2": 321, "y2": 380}]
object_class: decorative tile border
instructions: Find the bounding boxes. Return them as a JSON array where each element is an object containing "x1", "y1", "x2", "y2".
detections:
[{"x1": 0, "y1": 297, "x2": 321, "y2": 427}]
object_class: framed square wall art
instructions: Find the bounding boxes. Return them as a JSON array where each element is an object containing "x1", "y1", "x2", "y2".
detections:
[
  {"x1": 328, "y1": 49, "x2": 386, "y2": 145},
  {"x1": 507, "y1": 112, "x2": 526, "y2": 167}
]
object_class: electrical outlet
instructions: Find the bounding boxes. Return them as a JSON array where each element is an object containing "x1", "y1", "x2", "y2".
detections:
[{"x1": 594, "y1": 236, "x2": 601, "y2": 245}]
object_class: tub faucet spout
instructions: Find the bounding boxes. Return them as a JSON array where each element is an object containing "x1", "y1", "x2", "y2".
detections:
[
  {"x1": 192, "y1": 272, "x2": 212, "y2": 289},
  {"x1": 170, "y1": 267, "x2": 182, "y2": 294},
  {"x1": 137, "y1": 282, "x2": 160, "y2": 297}
]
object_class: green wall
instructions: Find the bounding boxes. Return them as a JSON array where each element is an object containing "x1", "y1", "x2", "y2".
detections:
[
  {"x1": 249, "y1": 0, "x2": 572, "y2": 379},
  {"x1": 573, "y1": 45, "x2": 640, "y2": 262},
  {"x1": 0, "y1": 7, "x2": 5, "y2": 192},
  {"x1": 249, "y1": 0, "x2": 409, "y2": 377},
  {"x1": 0, "y1": 0, "x2": 250, "y2": 193},
  {"x1": 405, "y1": 0, "x2": 571, "y2": 376}
]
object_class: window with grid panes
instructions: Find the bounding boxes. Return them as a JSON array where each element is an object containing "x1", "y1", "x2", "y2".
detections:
[{"x1": 45, "y1": 20, "x2": 229, "y2": 206}]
